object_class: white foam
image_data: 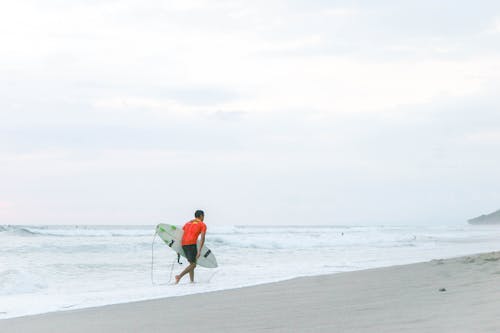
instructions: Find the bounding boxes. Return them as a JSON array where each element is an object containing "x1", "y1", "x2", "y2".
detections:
[
  {"x1": 1, "y1": 224, "x2": 499, "y2": 319},
  {"x1": 0, "y1": 270, "x2": 48, "y2": 296}
]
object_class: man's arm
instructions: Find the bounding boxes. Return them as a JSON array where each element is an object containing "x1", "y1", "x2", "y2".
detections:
[{"x1": 197, "y1": 231, "x2": 206, "y2": 258}]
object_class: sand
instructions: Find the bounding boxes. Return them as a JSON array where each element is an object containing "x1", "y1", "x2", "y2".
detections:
[{"x1": 1, "y1": 251, "x2": 499, "y2": 332}]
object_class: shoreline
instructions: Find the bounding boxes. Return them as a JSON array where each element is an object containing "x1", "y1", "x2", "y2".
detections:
[{"x1": 1, "y1": 250, "x2": 499, "y2": 332}]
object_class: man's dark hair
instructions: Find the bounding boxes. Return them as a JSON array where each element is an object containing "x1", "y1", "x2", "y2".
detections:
[{"x1": 195, "y1": 210, "x2": 204, "y2": 218}]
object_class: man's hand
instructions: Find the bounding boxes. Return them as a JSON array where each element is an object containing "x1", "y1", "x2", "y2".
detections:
[{"x1": 196, "y1": 251, "x2": 201, "y2": 259}]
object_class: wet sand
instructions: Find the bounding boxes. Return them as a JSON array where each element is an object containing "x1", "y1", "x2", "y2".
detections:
[{"x1": 1, "y1": 251, "x2": 499, "y2": 332}]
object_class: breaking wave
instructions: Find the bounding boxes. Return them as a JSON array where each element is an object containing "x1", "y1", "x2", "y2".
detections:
[{"x1": 0, "y1": 225, "x2": 155, "y2": 237}]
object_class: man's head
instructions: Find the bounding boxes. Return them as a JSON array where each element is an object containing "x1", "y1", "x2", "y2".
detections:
[{"x1": 195, "y1": 210, "x2": 205, "y2": 221}]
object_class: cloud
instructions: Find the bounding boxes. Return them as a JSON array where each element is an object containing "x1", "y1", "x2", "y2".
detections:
[
  {"x1": 466, "y1": 130, "x2": 500, "y2": 144},
  {"x1": 0, "y1": 200, "x2": 14, "y2": 219},
  {"x1": 0, "y1": 201, "x2": 12, "y2": 209},
  {"x1": 2, "y1": 1, "x2": 499, "y2": 117},
  {"x1": 2, "y1": 0, "x2": 500, "y2": 224},
  {"x1": 92, "y1": 97, "x2": 195, "y2": 114},
  {"x1": 485, "y1": 17, "x2": 500, "y2": 34}
]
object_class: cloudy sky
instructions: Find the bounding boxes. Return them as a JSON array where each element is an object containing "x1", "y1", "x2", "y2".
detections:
[{"x1": 1, "y1": 0, "x2": 500, "y2": 225}]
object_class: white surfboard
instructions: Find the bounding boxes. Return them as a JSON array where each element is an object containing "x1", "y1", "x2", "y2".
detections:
[{"x1": 156, "y1": 223, "x2": 218, "y2": 268}]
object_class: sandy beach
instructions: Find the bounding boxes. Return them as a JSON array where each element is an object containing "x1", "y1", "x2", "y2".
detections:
[{"x1": 1, "y1": 251, "x2": 499, "y2": 333}]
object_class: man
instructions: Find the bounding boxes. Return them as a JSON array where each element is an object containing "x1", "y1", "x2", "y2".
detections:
[{"x1": 175, "y1": 210, "x2": 207, "y2": 284}]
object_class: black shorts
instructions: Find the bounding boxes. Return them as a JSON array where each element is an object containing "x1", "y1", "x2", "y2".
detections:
[{"x1": 182, "y1": 244, "x2": 198, "y2": 264}]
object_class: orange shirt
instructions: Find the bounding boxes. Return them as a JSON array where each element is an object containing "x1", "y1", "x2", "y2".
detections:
[{"x1": 181, "y1": 219, "x2": 207, "y2": 245}]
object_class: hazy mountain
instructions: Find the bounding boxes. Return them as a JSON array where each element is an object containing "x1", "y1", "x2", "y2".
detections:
[{"x1": 468, "y1": 209, "x2": 500, "y2": 225}]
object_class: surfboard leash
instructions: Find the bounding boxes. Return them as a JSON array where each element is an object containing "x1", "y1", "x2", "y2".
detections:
[
  {"x1": 206, "y1": 268, "x2": 220, "y2": 283},
  {"x1": 151, "y1": 230, "x2": 181, "y2": 285},
  {"x1": 151, "y1": 231, "x2": 158, "y2": 285}
]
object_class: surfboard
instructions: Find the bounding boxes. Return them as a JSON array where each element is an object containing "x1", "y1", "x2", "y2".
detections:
[{"x1": 156, "y1": 223, "x2": 218, "y2": 268}]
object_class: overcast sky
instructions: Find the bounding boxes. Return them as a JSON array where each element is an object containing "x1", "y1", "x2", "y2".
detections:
[{"x1": 1, "y1": 0, "x2": 500, "y2": 226}]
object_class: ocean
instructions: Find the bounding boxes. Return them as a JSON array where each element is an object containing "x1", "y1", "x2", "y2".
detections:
[{"x1": 1, "y1": 224, "x2": 499, "y2": 319}]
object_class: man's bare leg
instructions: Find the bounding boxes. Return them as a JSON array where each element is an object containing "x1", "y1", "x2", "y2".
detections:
[
  {"x1": 189, "y1": 268, "x2": 194, "y2": 283},
  {"x1": 175, "y1": 262, "x2": 196, "y2": 284}
]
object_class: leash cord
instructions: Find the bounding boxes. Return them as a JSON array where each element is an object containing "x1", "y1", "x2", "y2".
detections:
[{"x1": 151, "y1": 231, "x2": 179, "y2": 285}]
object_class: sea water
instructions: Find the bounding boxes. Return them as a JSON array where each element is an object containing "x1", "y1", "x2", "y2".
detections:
[{"x1": 1, "y1": 224, "x2": 499, "y2": 319}]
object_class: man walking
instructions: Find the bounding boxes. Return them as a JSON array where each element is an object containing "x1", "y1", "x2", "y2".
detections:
[{"x1": 175, "y1": 210, "x2": 207, "y2": 284}]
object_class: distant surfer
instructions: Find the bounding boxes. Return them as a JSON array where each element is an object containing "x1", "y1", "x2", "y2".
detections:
[{"x1": 175, "y1": 210, "x2": 207, "y2": 284}]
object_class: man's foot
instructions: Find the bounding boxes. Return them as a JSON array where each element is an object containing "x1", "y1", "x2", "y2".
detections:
[{"x1": 174, "y1": 275, "x2": 181, "y2": 284}]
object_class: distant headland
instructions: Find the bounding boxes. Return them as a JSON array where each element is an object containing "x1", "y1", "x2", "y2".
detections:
[{"x1": 468, "y1": 209, "x2": 500, "y2": 225}]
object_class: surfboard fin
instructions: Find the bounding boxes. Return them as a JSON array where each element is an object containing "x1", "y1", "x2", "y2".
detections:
[{"x1": 177, "y1": 253, "x2": 183, "y2": 265}]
